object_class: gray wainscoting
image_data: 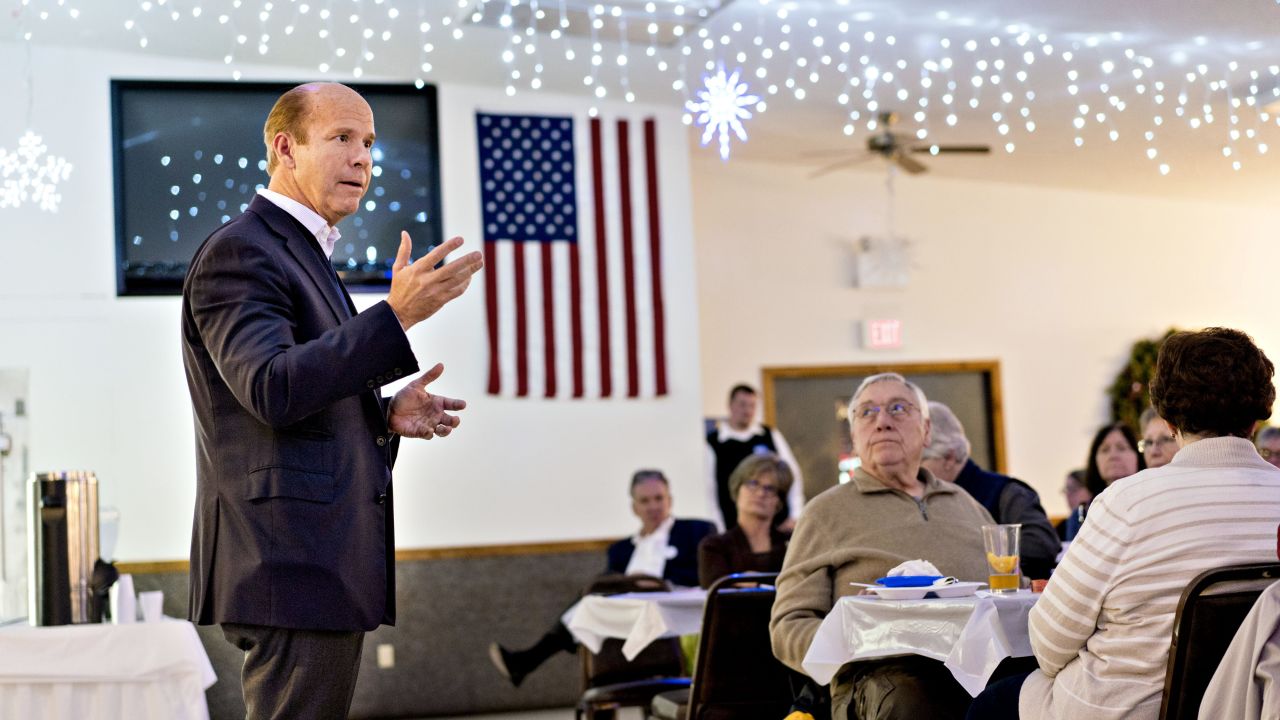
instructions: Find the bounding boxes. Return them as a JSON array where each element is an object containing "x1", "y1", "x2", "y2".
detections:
[{"x1": 130, "y1": 543, "x2": 608, "y2": 719}]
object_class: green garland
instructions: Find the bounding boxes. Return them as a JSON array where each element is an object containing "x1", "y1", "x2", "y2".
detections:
[{"x1": 1107, "y1": 328, "x2": 1178, "y2": 430}]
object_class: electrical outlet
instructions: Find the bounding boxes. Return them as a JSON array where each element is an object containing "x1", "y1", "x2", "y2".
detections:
[{"x1": 376, "y1": 644, "x2": 395, "y2": 669}]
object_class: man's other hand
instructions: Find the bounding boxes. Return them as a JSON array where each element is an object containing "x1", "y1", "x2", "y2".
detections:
[{"x1": 388, "y1": 363, "x2": 466, "y2": 439}]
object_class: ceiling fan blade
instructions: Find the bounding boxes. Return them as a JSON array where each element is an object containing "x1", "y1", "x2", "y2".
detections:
[
  {"x1": 808, "y1": 154, "x2": 876, "y2": 179},
  {"x1": 910, "y1": 144, "x2": 992, "y2": 154},
  {"x1": 893, "y1": 152, "x2": 928, "y2": 175}
]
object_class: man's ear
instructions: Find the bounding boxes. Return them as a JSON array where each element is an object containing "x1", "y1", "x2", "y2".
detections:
[{"x1": 272, "y1": 132, "x2": 297, "y2": 170}]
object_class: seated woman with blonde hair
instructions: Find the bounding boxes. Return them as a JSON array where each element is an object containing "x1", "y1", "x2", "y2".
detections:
[{"x1": 697, "y1": 452, "x2": 792, "y2": 588}]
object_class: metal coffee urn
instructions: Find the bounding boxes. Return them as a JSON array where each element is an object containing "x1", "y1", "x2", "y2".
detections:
[{"x1": 27, "y1": 471, "x2": 100, "y2": 625}]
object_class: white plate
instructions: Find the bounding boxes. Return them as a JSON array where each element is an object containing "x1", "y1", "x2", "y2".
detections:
[
  {"x1": 929, "y1": 581, "x2": 986, "y2": 598},
  {"x1": 867, "y1": 586, "x2": 930, "y2": 600},
  {"x1": 855, "y1": 581, "x2": 988, "y2": 600}
]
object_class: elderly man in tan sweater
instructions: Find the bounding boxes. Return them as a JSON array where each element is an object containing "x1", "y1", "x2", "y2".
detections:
[{"x1": 770, "y1": 372, "x2": 993, "y2": 720}]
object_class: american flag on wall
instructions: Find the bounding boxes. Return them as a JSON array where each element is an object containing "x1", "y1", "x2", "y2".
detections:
[{"x1": 476, "y1": 111, "x2": 669, "y2": 398}]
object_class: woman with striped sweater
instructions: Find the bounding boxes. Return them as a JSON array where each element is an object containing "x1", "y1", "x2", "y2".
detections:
[{"x1": 968, "y1": 327, "x2": 1280, "y2": 720}]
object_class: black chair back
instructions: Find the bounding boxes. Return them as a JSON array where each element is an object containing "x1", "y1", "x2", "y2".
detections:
[
  {"x1": 687, "y1": 572, "x2": 794, "y2": 720},
  {"x1": 1160, "y1": 562, "x2": 1280, "y2": 720}
]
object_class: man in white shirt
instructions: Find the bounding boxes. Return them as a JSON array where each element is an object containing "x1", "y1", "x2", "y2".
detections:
[
  {"x1": 181, "y1": 82, "x2": 483, "y2": 719},
  {"x1": 489, "y1": 470, "x2": 713, "y2": 687},
  {"x1": 706, "y1": 384, "x2": 805, "y2": 530}
]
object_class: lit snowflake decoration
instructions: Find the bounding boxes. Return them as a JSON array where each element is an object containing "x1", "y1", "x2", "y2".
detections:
[
  {"x1": 0, "y1": 131, "x2": 74, "y2": 212},
  {"x1": 685, "y1": 66, "x2": 760, "y2": 161}
]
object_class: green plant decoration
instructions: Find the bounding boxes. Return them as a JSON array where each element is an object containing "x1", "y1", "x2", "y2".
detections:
[{"x1": 1108, "y1": 328, "x2": 1179, "y2": 430}]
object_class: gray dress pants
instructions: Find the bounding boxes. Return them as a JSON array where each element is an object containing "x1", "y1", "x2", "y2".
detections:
[{"x1": 223, "y1": 623, "x2": 366, "y2": 720}]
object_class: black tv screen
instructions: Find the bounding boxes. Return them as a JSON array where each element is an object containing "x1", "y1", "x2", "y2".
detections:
[{"x1": 111, "y1": 80, "x2": 443, "y2": 295}]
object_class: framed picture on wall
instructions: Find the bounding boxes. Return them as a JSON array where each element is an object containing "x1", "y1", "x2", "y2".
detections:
[
  {"x1": 761, "y1": 361, "x2": 1005, "y2": 501},
  {"x1": 110, "y1": 79, "x2": 444, "y2": 295}
]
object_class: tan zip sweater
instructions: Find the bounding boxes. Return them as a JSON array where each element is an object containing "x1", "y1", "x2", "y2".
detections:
[{"x1": 770, "y1": 466, "x2": 994, "y2": 679}]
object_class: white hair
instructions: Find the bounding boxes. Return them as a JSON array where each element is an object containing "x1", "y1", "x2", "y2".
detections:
[
  {"x1": 922, "y1": 401, "x2": 971, "y2": 461},
  {"x1": 848, "y1": 372, "x2": 931, "y2": 423}
]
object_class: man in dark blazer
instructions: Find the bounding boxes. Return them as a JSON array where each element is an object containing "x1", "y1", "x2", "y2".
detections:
[
  {"x1": 181, "y1": 82, "x2": 482, "y2": 719},
  {"x1": 605, "y1": 469, "x2": 716, "y2": 588},
  {"x1": 489, "y1": 469, "x2": 715, "y2": 687}
]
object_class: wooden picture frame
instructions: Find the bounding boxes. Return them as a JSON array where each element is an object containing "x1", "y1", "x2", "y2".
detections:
[{"x1": 761, "y1": 361, "x2": 1005, "y2": 501}]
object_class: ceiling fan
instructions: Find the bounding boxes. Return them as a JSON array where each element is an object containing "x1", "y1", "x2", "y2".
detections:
[{"x1": 808, "y1": 111, "x2": 991, "y2": 178}]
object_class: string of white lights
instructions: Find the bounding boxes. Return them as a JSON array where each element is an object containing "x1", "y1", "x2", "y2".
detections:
[{"x1": 8, "y1": 0, "x2": 1280, "y2": 172}]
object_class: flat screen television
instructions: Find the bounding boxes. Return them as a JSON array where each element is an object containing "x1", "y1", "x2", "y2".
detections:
[{"x1": 111, "y1": 80, "x2": 443, "y2": 295}]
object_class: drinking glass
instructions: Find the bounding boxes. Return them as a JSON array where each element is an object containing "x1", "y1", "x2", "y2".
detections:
[{"x1": 982, "y1": 523, "x2": 1022, "y2": 594}]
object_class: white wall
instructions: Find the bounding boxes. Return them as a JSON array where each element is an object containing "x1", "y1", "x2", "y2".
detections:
[
  {"x1": 0, "y1": 41, "x2": 705, "y2": 561},
  {"x1": 691, "y1": 156, "x2": 1280, "y2": 517}
]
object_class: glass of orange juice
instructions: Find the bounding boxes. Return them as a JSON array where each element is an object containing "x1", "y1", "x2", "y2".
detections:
[{"x1": 981, "y1": 523, "x2": 1022, "y2": 593}]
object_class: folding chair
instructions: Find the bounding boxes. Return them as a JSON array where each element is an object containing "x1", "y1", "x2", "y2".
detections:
[
  {"x1": 575, "y1": 574, "x2": 691, "y2": 720},
  {"x1": 651, "y1": 572, "x2": 796, "y2": 720},
  {"x1": 1159, "y1": 562, "x2": 1280, "y2": 720}
]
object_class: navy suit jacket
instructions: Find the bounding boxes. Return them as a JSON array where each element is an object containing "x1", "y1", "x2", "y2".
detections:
[
  {"x1": 606, "y1": 518, "x2": 716, "y2": 588},
  {"x1": 181, "y1": 195, "x2": 419, "y2": 632}
]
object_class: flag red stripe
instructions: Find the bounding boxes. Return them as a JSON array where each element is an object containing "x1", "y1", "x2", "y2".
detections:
[
  {"x1": 616, "y1": 119, "x2": 640, "y2": 398},
  {"x1": 644, "y1": 119, "x2": 668, "y2": 397},
  {"x1": 590, "y1": 117, "x2": 612, "y2": 397},
  {"x1": 568, "y1": 243, "x2": 585, "y2": 397},
  {"x1": 540, "y1": 241, "x2": 557, "y2": 397},
  {"x1": 484, "y1": 240, "x2": 501, "y2": 395},
  {"x1": 512, "y1": 244, "x2": 529, "y2": 397}
]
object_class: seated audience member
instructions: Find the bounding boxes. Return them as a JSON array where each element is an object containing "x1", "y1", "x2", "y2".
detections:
[
  {"x1": 1085, "y1": 422, "x2": 1144, "y2": 493},
  {"x1": 707, "y1": 384, "x2": 806, "y2": 531},
  {"x1": 1255, "y1": 425, "x2": 1280, "y2": 469},
  {"x1": 1139, "y1": 406, "x2": 1177, "y2": 469},
  {"x1": 698, "y1": 452, "x2": 793, "y2": 588},
  {"x1": 921, "y1": 401, "x2": 1060, "y2": 580},
  {"x1": 1070, "y1": 422, "x2": 1145, "y2": 535},
  {"x1": 770, "y1": 372, "x2": 992, "y2": 720},
  {"x1": 1055, "y1": 469, "x2": 1090, "y2": 541},
  {"x1": 967, "y1": 327, "x2": 1280, "y2": 720},
  {"x1": 489, "y1": 469, "x2": 715, "y2": 687}
]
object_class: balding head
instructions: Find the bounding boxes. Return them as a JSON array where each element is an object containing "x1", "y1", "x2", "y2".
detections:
[{"x1": 263, "y1": 82, "x2": 366, "y2": 176}]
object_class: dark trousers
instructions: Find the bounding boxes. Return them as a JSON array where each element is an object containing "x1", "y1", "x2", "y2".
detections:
[
  {"x1": 223, "y1": 623, "x2": 365, "y2": 720},
  {"x1": 965, "y1": 670, "x2": 1031, "y2": 720},
  {"x1": 841, "y1": 656, "x2": 973, "y2": 720}
]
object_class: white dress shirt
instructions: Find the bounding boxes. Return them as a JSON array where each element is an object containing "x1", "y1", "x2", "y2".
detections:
[
  {"x1": 257, "y1": 188, "x2": 341, "y2": 259},
  {"x1": 705, "y1": 420, "x2": 807, "y2": 530},
  {"x1": 624, "y1": 516, "x2": 676, "y2": 579}
]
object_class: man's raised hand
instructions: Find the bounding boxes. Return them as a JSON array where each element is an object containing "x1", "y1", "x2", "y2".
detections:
[{"x1": 387, "y1": 232, "x2": 484, "y2": 330}]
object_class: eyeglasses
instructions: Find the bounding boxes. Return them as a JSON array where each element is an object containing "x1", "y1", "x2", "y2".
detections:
[
  {"x1": 742, "y1": 479, "x2": 782, "y2": 496},
  {"x1": 852, "y1": 400, "x2": 918, "y2": 424},
  {"x1": 1139, "y1": 435, "x2": 1176, "y2": 453},
  {"x1": 1260, "y1": 448, "x2": 1280, "y2": 460}
]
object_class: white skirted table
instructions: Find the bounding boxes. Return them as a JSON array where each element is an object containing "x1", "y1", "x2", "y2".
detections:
[
  {"x1": 0, "y1": 619, "x2": 217, "y2": 719},
  {"x1": 802, "y1": 590, "x2": 1038, "y2": 696},
  {"x1": 564, "y1": 588, "x2": 708, "y2": 660}
]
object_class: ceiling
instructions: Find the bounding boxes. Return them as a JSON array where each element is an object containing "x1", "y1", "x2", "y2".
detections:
[{"x1": 7, "y1": 0, "x2": 1280, "y2": 205}]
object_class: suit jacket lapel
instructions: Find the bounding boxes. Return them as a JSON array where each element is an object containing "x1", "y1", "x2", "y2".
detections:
[
  {"x1": 248, "y1": 196, "x2": 388, "y2": 429},
  {"x1": 248, "y1": 195, "x2": 350, "y2": 325}
]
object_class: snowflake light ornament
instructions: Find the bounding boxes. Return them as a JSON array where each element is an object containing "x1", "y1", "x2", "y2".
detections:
[
  {"x1": 0, "y1": 131, "x2": 74, "y2": 212},
  {"x1": 685, "y1": 66, "x2": 760, "y2": 161}
]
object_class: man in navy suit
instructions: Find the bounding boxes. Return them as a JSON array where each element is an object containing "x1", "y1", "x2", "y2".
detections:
[
  {"x1": 489, "y1": 469, "x2": 715, "y2": 687},
  {"x1": 181, "y1": 82, "x2": 483, "y2": 719},
  {"x1": 604, "y1": 469, "x2": 715, "y2": 587}
]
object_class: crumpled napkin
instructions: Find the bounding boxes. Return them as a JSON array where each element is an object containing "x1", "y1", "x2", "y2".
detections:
[{"x1": 886, "y1": 559, "x2": 942, "y2": 577}]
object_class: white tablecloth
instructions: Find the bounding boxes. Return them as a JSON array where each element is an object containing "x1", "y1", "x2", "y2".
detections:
[
  {"x1": 564, "y1": 588, "x2": 707, "y2": 660},
  {"x1": 802, "y1": 590, "x2": 1038, "y2": 696},
  {"x1": 0, "y1": 619, "x2": 217, "y2": 719}
]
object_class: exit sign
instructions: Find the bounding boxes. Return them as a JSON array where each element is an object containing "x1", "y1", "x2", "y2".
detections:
[{"x1": 864, "y1": 319, "x2": 903, "y2": 349}]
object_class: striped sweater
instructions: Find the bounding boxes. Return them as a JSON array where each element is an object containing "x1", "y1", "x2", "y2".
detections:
[{"x1": 1021, "y1": 436, "x2": 1280, "y2": 720}]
